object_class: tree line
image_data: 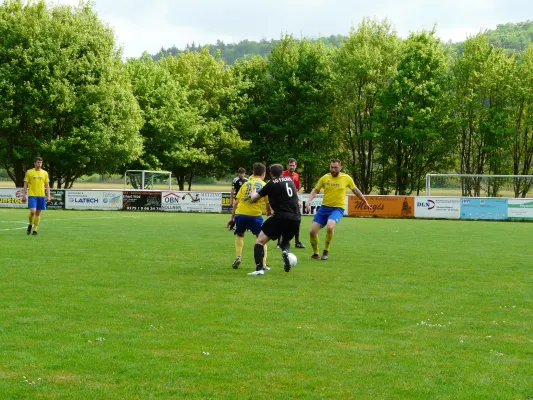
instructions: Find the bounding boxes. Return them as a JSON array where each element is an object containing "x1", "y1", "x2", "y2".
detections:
[{"x1": 1, "y1": 1, "x2": 533, "y2": 196}]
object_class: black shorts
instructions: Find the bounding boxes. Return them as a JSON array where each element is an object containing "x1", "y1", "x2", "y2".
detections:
[{"x1": 261, "y1": 215, "x2": 300, "y2": 242}]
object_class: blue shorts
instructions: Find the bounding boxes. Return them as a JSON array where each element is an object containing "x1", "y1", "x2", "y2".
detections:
[
  {"x1": 28, "y1": 196, "x2": 47, "y2": 211},
  {"x1": 313, "y1": 205, "x2": 344, "y2": 227},
  {"x1": 234, "y1": 215, "x2": 263, "y2": 235}
]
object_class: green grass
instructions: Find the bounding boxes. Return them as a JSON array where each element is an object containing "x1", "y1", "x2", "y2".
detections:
[{"x1": 1, "y1": 209, "x2": 532, "y2": 399}]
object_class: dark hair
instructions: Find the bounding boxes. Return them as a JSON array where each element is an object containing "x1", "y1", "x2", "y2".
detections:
[
  {"x1": 253, "y1": 162, "x2": 266, "y2": 176},
  {"x1": 269, "y1": 164, "x2": 284, "y2": 178},
  {"x1": 287, "y1": 158, "x2": 296, "y2": 164},
  {"x1": 238, "y1": 167, "x2": 246, "y2": 174},
  {"x1": 34, "y1": 157, "x2": 43, "y2": 162},
  {"x1": 330, "y1": 159, "x2": 341, "y2": 165}
]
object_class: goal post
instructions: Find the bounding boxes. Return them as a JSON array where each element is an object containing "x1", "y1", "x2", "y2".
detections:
[
  {"x1": 124, "y1": 170, "x2": 172, "y2": 190},
  {"x1": 425, "y1": 174, "x2": 533, "y2": 198}
]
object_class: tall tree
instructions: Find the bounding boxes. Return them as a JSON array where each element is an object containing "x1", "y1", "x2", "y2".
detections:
[
  {"x1": 452, "y1": 33, "x2": 515, "y2": 196},
  {"x1": 380, "y1": 29, "x2": 454, "y2": 195},
  {"x1": 263, "y1": 35, "x2": 336, "y2": 191},
  {"x1": 162, "y1": 48, "x2": 248, "y2": 190},
  {"x1": 332, "y1": 18, "x2": 401, "y2": 194},
  {"x1": 0, "y1": 0, "x2": 143, "y2": 188},
  {"x1": 509, "y1": 45, "x2": 533, "y2": 197}
]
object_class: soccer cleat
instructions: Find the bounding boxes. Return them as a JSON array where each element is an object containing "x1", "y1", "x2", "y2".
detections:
[
  {"x1": 295, "y1": 242, "x2": 306, "y2": 249},
  {"x1": 309, "y1": 254, "x2": 320, "y2": 260},
  {"x1": 263, "y1": 265, "x2": 271, "y2": 271},
  {"x1": 32, "y1": 231, "x2": 38, "y2": 236},
  {"x1": 232, "y1": 256, "x2": 242, "y2": 269},
  {"x1": 26, "y1": 224, "x2": 32, "y2": 235},
  {"x1": 247, "y1": 270, "x2": 264, "y2": 276},
  {"x1": 282, "y1": 251, "x2": 291, "y2": 272},
  {"x1": 321, "y1": 251, "x2": 329, "y2": 260}
]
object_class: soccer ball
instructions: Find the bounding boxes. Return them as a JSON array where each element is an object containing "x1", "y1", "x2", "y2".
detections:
[{"x1": 288, "y1": 253, "x2": 297, "y2": 267}]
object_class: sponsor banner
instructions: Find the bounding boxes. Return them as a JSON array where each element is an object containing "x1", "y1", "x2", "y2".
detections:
[
  {"x1": 0, "y1": 188, "x2": 26, "y2": 208},
  {"x1": 122, "y1": 191, "x2": 162, "y2": 211},
  {"x1": 66, "y1": 190, "x2": 123, "y2": 210},
  {"x1": 161, "y1": 191, "x2": 222, "y2": 212},
  {"x1": 348, "y1": 195, "x2": 414, "y2": 217},
  {"x1": 48, "y1": 189, "x2": 65, "y2": 210},
  {"x1": 460, "y1": 198, "x2": 508, "y2": 220},
  {"x1": 222, "y1": 192, "x2": 232, "y2": 213},
  {"x1": 414, "y1": 197, "x2": 460, "y2": 219},
  {"x1": 299, "y1": 193, "x2": 325, "y2": 216},
  {"x1": 508, "y1": 199, "x2": 533, "y2": 220}
]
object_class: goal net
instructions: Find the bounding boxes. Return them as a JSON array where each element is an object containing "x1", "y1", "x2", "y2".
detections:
[
  {"x1": 425, "y1": 174, "x2": 533, "y2": 198},
  {"x1": 124, "y1": 170, "x2": 172, "y2": 190}
]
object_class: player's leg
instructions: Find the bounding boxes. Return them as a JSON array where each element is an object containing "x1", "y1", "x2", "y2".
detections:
[
  {"x1": 322, "y1": 208, "x2": 344, "y2": 260},
  {"x1": 294, "y1": 223, "x2": 305, "y2": 248},
  {"x1": 280, "y1": 219, "x2": 300, "y2": 272},
  {"x1": 309, "y1": 206, "x2": 330, "y2": 259},
  {"x1": 27, "y1": 197, "x2": 38, "y2": 235},
  {"x1": 232, "y1": 215, "x2": 247, "y2": 268},
  {"x1": 32, "y1": 198, "x2": 46, "y2": 235},
  {"x1": 250, "y1": 231, "x2": 270, "y2": 276}
]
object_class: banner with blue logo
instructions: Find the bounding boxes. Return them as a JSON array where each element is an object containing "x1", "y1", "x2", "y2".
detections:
[{"x1": 460, "y1": 198, "x2": 508, "y2": 220}]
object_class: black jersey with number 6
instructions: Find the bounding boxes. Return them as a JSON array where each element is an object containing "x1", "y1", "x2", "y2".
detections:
[{"x1": 258, "y1": 176, "x2": 301, "y2": 220}]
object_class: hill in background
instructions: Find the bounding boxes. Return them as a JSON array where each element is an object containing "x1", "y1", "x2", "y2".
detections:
[{"x1": 152, "y1": 20, "x2": 533, "y2": 65}]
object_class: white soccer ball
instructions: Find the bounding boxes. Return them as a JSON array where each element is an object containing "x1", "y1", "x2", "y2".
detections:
[{"x1": 288, "y1": 253, "x2": 297, "y2": 267}]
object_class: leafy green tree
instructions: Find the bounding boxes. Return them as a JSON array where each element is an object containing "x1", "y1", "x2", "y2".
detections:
[
  {"x1": 0, "y1": 0, "x2": 143, "y2": 188},
  {"x1": 452, "y1": 33, "x2": 515, "y2": 196},
  {"x1": 380, "y1": 29, "x2": 455, "y2": 195},
  {"x1": 332, "y1": 18, "x2": 402, "y2": 194},
  {"x1": 125, "y1": 55, "x2": 200, "y2": 186},
  {"x1": 161, "y1": 48, "x2": 248, "y2": 190},
  {"x1": 509, "y1": 45, "x2": 533, "y2": 196},
  {"x1": 263, "y1": 35, "x2": 337, "y2": 191}
]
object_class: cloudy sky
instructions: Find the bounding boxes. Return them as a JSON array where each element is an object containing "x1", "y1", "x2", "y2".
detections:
[{"x1": 52, "y1": 0, "x2": 532, "y2": 58}]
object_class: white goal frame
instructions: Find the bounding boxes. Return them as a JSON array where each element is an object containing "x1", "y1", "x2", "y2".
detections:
[
  {"x1": 425, "y1": 174, "x2": 533, "y2": 197},
  {"x1": 124, "y1": 170, "x2": 172, "y2": 190}
]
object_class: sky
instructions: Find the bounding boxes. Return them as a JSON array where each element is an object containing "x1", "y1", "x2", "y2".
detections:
[{"x1": 51, "y1": 0, "x2": 532, "y2": 58}]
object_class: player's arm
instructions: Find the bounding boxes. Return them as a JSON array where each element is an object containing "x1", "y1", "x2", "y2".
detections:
[
  {"x1": 46, "y1": 181, "x2": 51, "y2": 202},
  {"x1": 229, "y1": 186, "x2": 235, "y2": 206},
  {"x1": 227, "y1": 198, "x2": 239, "y2": 229},
  {"x1": 22, "y1": 181, "x2": 28, "y2": 203},
  {"x1": 305, "y1": 188, "x2": 319, "y2": 213},
  {"x1": 352, "y1": 187, "x2": 372, "y2": 210},
  {"x1": 265, "y1": 200, "x2": 272, "y2": 217}
]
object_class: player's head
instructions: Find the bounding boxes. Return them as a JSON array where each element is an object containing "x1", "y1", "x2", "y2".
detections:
[
  {"x1": 252, "y1": 162, "x2": 266, "y2": 179},
  {"x1": 237, "y1": 167, "x2": 246, "y2": 177},
  {"x1": 330, "y1": 159, "x2": 342, "y2": 177},
  {"x1": 287, "y1": 158, "x2": 297, "y2": 173},
  {"x1": 269, "y1": 164, "x2": 284, "y2": 178},
  {"x1": 34, "y1": 157, "x2": 43, "y2": 170}
]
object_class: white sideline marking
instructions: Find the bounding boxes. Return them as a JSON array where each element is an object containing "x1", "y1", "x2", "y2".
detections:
[{"x1": 0, "y1": 215, "x2": 141, "y2": 233}]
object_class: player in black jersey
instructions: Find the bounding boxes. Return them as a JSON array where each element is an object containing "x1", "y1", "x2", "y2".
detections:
[{"x1": 249, "y1": 163, "x2": 301, "y2": 274}]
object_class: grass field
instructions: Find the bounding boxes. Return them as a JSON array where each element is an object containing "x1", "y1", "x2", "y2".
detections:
[{"x1": 1, "y1": 209, "x2": 532, "y2": 399}]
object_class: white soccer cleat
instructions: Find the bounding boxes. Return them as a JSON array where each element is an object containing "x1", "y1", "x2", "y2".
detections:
[{"x1": 247, "y1": 270, "x2": 264, "y2": 276}]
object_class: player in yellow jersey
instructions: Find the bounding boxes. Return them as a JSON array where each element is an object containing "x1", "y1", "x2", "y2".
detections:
[
  {"x1": 306, "y1": 159, "x2": 372, "y2": 260},
  {"x1": 22, "y1": 157, "x2": 51, "y2": 236},
  {"x1": 227, "y1": 163, "x2": 271, "y2": 273}
]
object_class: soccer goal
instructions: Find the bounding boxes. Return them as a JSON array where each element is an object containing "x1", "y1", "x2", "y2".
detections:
[
  {"x1": 124, "y1": 170, "x2": 172, "y2": 190},
  {"x1": 425, "y1": 174, "x2": 533, "y2": 198}
]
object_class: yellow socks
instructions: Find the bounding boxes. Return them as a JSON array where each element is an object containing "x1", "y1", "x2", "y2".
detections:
[
  {"x1": 310, "y1": 235, "x2": 319, "y2": 254},
  {"x1": 324, "y1": 232, "x2": 334, "y2": 251},
  {"x1": 29, "y1": 213, "x2": 34, "y2": 224},
  {"x1": 33, "y1": 215, "x2": 41, "y2": 232},
  {"x1": 235, "y1": 235, "x2": 244, "y2": 257}
]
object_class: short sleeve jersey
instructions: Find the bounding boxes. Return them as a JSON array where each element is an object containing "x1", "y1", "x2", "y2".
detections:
[
  {"x1": 258, "y1": 176, "x2": 300, "y2": 221},
  {"x1": 235, "y1": 176, "x2": 267, "y2": 216},
  {"x1": 24, "y1": 168, "x2": 49, "y2": 197},
  {"x1": 282, "y1": 170, "x2": 300, "y2": 191},
  {"x1": 315, "y1": 173, "x2": 356, "y2": 209},
  {"x1": 232, "y1": 175, "x2": 248, "y2": 198}
]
